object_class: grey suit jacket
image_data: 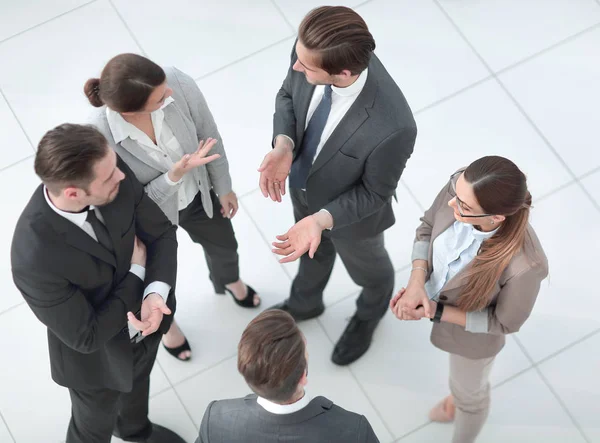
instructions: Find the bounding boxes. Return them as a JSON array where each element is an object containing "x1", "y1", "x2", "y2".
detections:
[
  {"x1": 274, "y1": 44, "x2": 417, "y2": 239},
  {"x1": 89, "y1": 67, "x2": 232, "y2": 224},
  {"x1": 196, "y1": 394, "x2": 379, "y2": 443},
  {"x1": 412, "y1": 176, "x2": 549, "y2": 359}
]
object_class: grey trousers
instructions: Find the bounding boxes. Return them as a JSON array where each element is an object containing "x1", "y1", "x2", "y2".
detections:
[
  {"x1": 449, "y1": 353, "x2": 495, "y2": 443},
  {"x1": 288, "y1": 189, "x2": 395, "y2": 321}
]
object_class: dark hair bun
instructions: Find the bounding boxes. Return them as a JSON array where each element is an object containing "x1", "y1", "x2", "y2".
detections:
[{"x1": 83, "y1": 78, "x2": 103, "y2": 107}]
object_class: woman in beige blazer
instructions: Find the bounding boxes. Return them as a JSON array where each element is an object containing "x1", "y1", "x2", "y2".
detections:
[
  {"x1": 390, "y1": 156, "x2": 548, "y2": 443},
  {"x1": 84, "y1": 54, "x2": 261, "y2": 362}
]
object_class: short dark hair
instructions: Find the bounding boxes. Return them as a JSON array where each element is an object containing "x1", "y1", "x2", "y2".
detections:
[
  {"x1": 298, "y1": 6, "x2": 375, "y2": 75},
  {"x1": 237, "y1": 310, "x2": 307, "y2": 403},
  {"x1": 84, "y1": 53, "x2": 166, "y2": 113},
  {"x1": 34, "y1": 123, "x2": 109, "y2": 194}
]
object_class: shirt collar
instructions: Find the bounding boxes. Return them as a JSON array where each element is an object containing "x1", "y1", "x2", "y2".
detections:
[
  {"x1": 105, "y1": 96, "x2": 175, "y2": 144},
  {"x1": 256, "y1": 391, "x2": 312, "y2": 415},
  {"x1": 470, "y1": 222, "x2": 498, "y2": 240},
  {"x1": 43, "y1": 186, "x2": 92, "y2": 228},
  {"x1": 331, "y1": 68, "x2": 368, "y2": 98}
]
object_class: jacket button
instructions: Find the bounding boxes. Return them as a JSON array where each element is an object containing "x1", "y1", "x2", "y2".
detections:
[{"x1": 439, "y1": 295, "x2": 448, "y2": 301}]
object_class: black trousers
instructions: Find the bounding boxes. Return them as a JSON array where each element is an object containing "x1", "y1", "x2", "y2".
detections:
[
  {"x1": 178, "y1": 190, "x2": 240, "y2": 293},
  {"x1": 66, "y1": 333, "x2": 161, "y2": 443},
  {"x1": 288, "y1": 189, "x2": 395, "y2": 321}
]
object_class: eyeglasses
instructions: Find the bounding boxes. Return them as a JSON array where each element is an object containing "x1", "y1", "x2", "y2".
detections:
[{"x1": 448, "y1": 170, "x2": 492, "y2": 219}]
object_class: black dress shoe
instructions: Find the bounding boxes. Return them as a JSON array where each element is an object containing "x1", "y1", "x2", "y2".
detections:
[
  {"x1": 119, "y1": 424, "x2": 186, "y2": 443},
  {"x1": 332, "y1": 314, "x2": 381, "y2": 366},
  {"x1": 269, "y1": 299, "x2": 324, "y2": 322}
]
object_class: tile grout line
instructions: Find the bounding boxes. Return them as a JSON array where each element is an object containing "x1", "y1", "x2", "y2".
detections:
[
  {"x1": 268, "y1": 0, "x2": 296, "y2": 34},
  {"x1": 166, "y1": 352, "x2": 238, "y2": 393},
  {"x1": 0, "y1": 88, "x2": 36, "y2": 151},
  {"x1": 522, "y1": 328, "x2": 600, "y2": 369},
  {"x1": 312, "y1": 318, "x2": 395, "y2": 440},
  {"x1": 393, "y1": 421, "x2": 433, "y2": 442},
  {"x1": 195, "y1": 35, "x2": 296, "y2": 82},
  {"x1": 0, "y1": 409, "x2": 16, "y2": 443},
  {"x1": 107, "y1": 0, "x2": 148, "y2": 56},
  {"x1": 432, "y1": 0, "x2": 600, "y2": 215},
  {"x1": 513, "y1": 336, "x2": 592, "y2": 443},
  {"x1": 493, "y1": 22, "x2": 600, "y2": 77},
  {"x1": 154, "y1": 359, "x2": 201, "y2": 432},
  {"x1": 0, "y1": 0, "x2": 98, "y2": 46},
  {"x1": 0, "y1": 155, "x2": 35, "y2": 174},
  {"x1": 413, "y1": 75, "x2": 493, "y2": 116},
  {"x1": 236, "y1": 199, "x2": 296, "y2": 281},
  {"x1": 353, "y1": 0, "x2": 376, "y2": 10},
  {"x1": 0, "y1": 301, "x2": 26, "y2": 319}
]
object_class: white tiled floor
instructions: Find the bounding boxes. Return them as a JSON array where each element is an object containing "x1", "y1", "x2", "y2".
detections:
[{"x1": 0, "y1": 1, "x2": 598, "y2": 442}]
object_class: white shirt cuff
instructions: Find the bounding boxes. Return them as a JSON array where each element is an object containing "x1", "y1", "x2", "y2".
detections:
[
  {"x1": 275, "y1": 134, "x2": 295, "y2": 150},
  {"x1": 129, "y1": 264, "x2": 146, "y2": 281},
  {"x1": 164, "y1": 172, "x2": 182, "y2": 186},
  {"x1": 319, "y1": 209, "x2": 334, "y2": 230},
  {"x1": 144, "y1": 281, "x2": 171, "y2": 302},
  {"x1": 465, "y1": 308, "x2": 489, "y2": 333}
]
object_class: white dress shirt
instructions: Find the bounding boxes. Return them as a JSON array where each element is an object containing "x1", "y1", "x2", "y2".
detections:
[
  {"x1": 278, "y1": 69, "x2": 369, "y2": 228},
  {"x1": 257, "y1": 391, "x2": 312, "y2": 414},
  {"x1": 106, "y1": 97, "x2": 200, "y2": 211},
  {"x1": 44, "y1": 187, "x2": 170, "y2": 337},
  {"x1": 425, "y1": 221, "x2": 498, "y2": 333},
  {"x1": 304, "y1": 68, "x2": 368, "y2": 161}
]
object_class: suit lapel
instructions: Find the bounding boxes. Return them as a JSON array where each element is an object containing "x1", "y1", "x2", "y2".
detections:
[
  {"x1": 308, "y1": 71, "x2": 377, "y2": 178},
  {"x1": 163, "y1": 104, "x2": 197, "y2": 154}
]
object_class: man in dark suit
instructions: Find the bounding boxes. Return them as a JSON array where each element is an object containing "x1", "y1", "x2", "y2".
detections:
[
  {"x1": 258, "y1": 6, "x2": 417, "y2": 365},
  {"x1": 11, "y1": 124, "x2": 185, "y2": 443},
  {"x1": 196, "y1": 309, "x2": 379, "y2": 442}
]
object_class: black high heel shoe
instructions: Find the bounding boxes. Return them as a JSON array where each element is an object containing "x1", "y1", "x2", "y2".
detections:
[
  {"x1": 224, "y1": 284, "x2": 260, "y2": 308},
  {"x1": 162, "y1": 339, "x2": 192, "y2": 362}
]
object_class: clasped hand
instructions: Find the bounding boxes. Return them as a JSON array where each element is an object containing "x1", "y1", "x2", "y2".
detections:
[{"x1": 390, "y1": 284, "x2": 436, "y2": 321}]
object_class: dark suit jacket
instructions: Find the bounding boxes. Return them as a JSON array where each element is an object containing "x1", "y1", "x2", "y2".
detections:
[
  {"x1": 273, "y1": 44, "x2": 417, "y2": 239},
  {"x1": 11, "y1": 158, "x2": 178, "y2": 392},
  {"x1": 196, "y1": 394, "x2": 380, "y2": 443}
]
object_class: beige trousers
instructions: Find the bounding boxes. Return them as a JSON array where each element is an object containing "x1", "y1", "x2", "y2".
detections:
[{"x1": 449, "y1": 353, "x2": 495, "y2": 443}]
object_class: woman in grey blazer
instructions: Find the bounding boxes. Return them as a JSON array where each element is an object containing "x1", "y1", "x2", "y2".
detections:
[
  {"x1": 390, "y1": 156, "x2": 548, "y2": 443},
  {"x1": 84, "y1": 53, "x2": 260, "y2": 361}
]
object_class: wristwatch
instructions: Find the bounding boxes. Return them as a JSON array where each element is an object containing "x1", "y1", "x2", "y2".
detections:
[{"x1": 431, "y1": 302, "x2": 444, "y2": 323}]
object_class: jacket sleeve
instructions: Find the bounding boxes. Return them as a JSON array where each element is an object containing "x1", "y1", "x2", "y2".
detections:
[
  {"x1": 12, "y1": 264, "x2": 143, "y2": 354},
  {"x1": 358, "y1": 415, "x2": 380, "y2": 443},
  {"x1": 143, "y1": 172, "x2": 182, "y2": 206},
  {"x1": 122, "y1": 158, "x2": 178, "y2": 289},
  {"x1": 486, "y1": 264, "x2": 548, "y2": 335},
  {"x1": 272, "y1": 41, "x2": 298, "y2": 148},
  {"x1": 197, "y1": 400, "x2": 216, "y2": 443},
  {"x1": 323, "y1": 127, "x2": 416, "y2": 230},
  {"x1": 170, "y1": 67, "x2": 232, "y2": 197}
]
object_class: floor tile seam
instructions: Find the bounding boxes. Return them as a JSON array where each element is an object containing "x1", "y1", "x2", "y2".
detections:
[{"x1": 0, "y1": 0, "x2": 98, "y2": 46}]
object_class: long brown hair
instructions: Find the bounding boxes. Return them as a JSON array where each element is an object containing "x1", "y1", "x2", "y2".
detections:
[
  {"x1": 298, "y1": 6, "x2": 375, "y2": 75},
  {"x1": 83, "y1": 53, "x2": 165, "y2": 112},
  {"x1": 459, "y1": 156, "x2": 532, "y2": 311}
]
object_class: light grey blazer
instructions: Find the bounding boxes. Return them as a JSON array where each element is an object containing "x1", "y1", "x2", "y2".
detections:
[{"x1": 88, "y1": 67, "x2": 232, "y2": 224}]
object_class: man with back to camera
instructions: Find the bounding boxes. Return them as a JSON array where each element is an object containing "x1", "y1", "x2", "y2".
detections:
[
  {"x1": 11, "y1": 123, "x2": 185, "y2": 443},
  {"x1": 195, "y1": 309, "x2": 380, "y2": 442},
  {"x1": 258, "y1": 6, "x2": 417, "y2": 365}
]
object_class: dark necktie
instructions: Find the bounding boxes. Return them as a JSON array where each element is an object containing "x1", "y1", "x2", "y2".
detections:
[
  {"x1": 86, "y1": 208, "x2": 114, "y2": 253},
  {"x1": 289, "y1": 85, "x2": 333, "y2": 189}
]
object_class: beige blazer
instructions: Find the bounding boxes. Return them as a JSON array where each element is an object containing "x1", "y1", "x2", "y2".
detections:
[{"x1": 412, "y1": 179, "x2": 548, "y2": 359}]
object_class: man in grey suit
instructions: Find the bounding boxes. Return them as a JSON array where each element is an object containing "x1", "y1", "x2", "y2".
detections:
[
  {"x1": 196, "y1": 310, "x2": 379, "y2": 443},
  {"x1": 259, "y1": 6, "x2": 417, "y2": 365}
]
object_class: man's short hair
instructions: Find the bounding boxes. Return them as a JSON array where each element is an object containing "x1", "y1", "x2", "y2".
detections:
[
  {"x1": 298, "y1": 6, "x2": 376, "y2": 75},
  {"x1": 34, "y1": 123, "x2": 109, "y2": 195},
  {"x1": 238, "y1": 310, "x2": 307, "y2": 403}
]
